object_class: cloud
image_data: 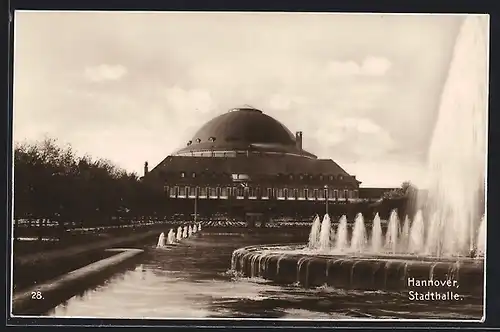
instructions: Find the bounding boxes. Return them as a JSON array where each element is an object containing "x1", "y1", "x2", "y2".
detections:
[
  {"x1": 326, "y1": 56, "x2": 392, "y2": 77},
  {"x1": 84, "y1": 64, "x2": 128, "y2": 82},
  {"x1": 164, "y1": 86, "x2": 215, "y2": 114},
  {"x1": 344, "y1": 160, "x2": 427, "y2": 188},
  {"x1": 311, "y1": 117, "x2": 396, "y2": 159}
]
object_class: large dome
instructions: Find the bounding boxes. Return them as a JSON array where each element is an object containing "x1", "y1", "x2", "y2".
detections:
[{"x1": 174, "y1": 107, "x2": 316, "y2": 158}]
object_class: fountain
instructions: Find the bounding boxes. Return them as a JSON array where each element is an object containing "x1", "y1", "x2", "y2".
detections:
[
  {"x1": 156, "y1": 232, "x2": 165, "y2": 248},
  {"x1": 167, "y1": 229, "x2": 176, "y2": 244},
  {"x1": 182, "y1": 226, "x2": 188, "y2": 238},
  {"x1": 371, "y1": 213, "x2": 383, "y2": 252},
  {"x1": 385, "y1": 210, "x2": 400, "y2": 254},
  {"x1": 318, "y1": 214, "x2": 334, "y2": 251},
  {"x1": 176, "y1": 227, "x2": 182, "y2": 241},
  {"x1": 230, "y1": 15, "x2": 487, "y2": 295},
  {"x1": 188, "y1": 225, "x2": 193, "y2": 236},
  {"x1": 335, "y1": 215, "x2": 348, "y2": 252},
  {"x1": 350, "y1": 213, "x2": 367, "y2": 252},
  {"x1": 307, "y1": 215, "x2": 321, "y2": 249}
]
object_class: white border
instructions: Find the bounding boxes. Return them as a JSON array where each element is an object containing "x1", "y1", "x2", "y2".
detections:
[{"x1": 8, "y1": 11, "x2": 489, "y2": 324}]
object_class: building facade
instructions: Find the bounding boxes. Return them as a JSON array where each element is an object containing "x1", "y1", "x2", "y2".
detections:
[{"x1": 143, "y1": 107, "x2": 385, "y2": 222}]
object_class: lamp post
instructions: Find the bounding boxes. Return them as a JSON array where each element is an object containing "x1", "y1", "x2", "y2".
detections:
[
  {"x1": 324, "y1": 185, "x2": 329, "y2": 216},
  {"x1": 194, "y1": 186, "x2": 198, "y2": 223}
]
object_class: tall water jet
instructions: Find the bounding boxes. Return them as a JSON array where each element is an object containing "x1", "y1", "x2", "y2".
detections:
[
  {"x1": 198, "y1": 223, "x2": 202, "y2": 231},
  {"x1": 350, "y1": 213, "x2": 367, "y2": 252},
  {"x1": 156, "y1": 232, "x2": 165, "y2": 248},
  {"x1": 193, "y1": 224, "x2": 198, "y2": 233},
  {"x1": 308, "y1": 215, "x2": 321, "y2": 249},
  {"x1": 476, "y1": 215, "x2": 486, "y2": 256},
  {"x1": 167, "y1": 229, "x2": 175, "y2": 244},
  {"x1": 182, "y1": 226, "x2": 188, "y2": 238},
  {"x1": 188, "y1": 225, "x2": 193, "y2": 236},
  {"x1": 409, "y1": 210, "x2": 425, "y2": 254},
  {"x1": 400, "y1": 215, "x2": 411, "y2": 251},
  {"x1": 424, "y1": 212, "x2": 441, "y2": 256},
  {"x1": 371, "y1": 213, "x2": 383, "y2": 253},
  {"x1": 177, "y1": 226, "x2": 183, "y2": 241},
  {"x1": 335, "y1": 215, "x2": 348, "y2": 251},
  {"x1": 421, "y1": 15, "x2": 488, "y2": 257},
  {"x1": 385, "y1": 210, "x2": 400, "y2": 254},
  {"x1": 318, "y1": 214, "x2": 333, "y2": 251}
]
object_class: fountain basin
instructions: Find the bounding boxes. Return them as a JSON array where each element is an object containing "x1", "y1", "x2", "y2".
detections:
[{"x1": 231, "y1": 244, "x2": 484, "y2": 296}]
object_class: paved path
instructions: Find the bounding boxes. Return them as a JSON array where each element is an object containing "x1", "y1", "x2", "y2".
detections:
[
  {"x1": 12, "y1": 248, "x2": 144, "y2": 315},
  {"x1": 14, "y1": 230, "x2": 158, "y2": 267}
]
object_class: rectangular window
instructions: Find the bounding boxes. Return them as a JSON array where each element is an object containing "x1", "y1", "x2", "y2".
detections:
[
  {"x1": 209, "y1": 187, "x2": 217, "y2": 198},
  {"x1": 307, "y1": 188, "x2": 315, "y2": 200},
  {"x1": 318, "y1": 188, "x2": 325, "y2": 200},
  {"x1": 164, "y1": 185, "x2": 169, "y2": 194},
  {"x1": 277, "y1": 188, "x2": 284, "y2": 200},
  {"x1": 344, "y1": 190, "x2": 349, "y2": 200},
  {"x1": 249, "y1": 187, "x2": 257, "y2": 199},
  {"x1": 199, "y1": 187, "x2": 207, "y2": 198},
  {"x1": 220, "y1": 187, "x2": 228, "y2": 199},
  {"x1": 298, "y1": 188, "x2": 305, "y2": 200},
  {"x1": 353, "y1": 190, "x2": 358, "y2": 199},
  {"x1": 170, "y1": 186, "x2": 178, "y2": 198},
  {"x1": 178, "y1": 186, "x2": 186, "y2": 198},
  {"x1": 327, "y1": 189, "x2": 334, "y2": 200},
  {"x1": 338, "y1": 189, "x2": 345, "y2": 199},
  {"x1": 189, "y1": 186, "x2": 196, "y2": 197},
  {"x1": 236, "y1": 186, "x2": 245, "y2": 199},
  {"x1": 287, "y1": 188, "x2": 296, "y2": 200},
  {"x1": 261, "y1": 187, "x2": 270, "y2": 199}
]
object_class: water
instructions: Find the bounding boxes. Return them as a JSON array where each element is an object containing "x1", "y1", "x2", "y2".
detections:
[
  {"x1": 399, "y1": 216, "x2": 410, "y2": 252},
  {"x1": 335, "y1": 216, "x2": 348, "y2": 252},
  {"x1": 47, "y1": 231, "x2": 482, "y2": 319},
  {"x1": 385, "y1": 211, "x2": 400, "y2": 254},
  {"x1": 318, "y1": 214, "x2": 333, "y2": 251},
  {"x1": 167, "y1": 229, "x2": 176, "y2": 244},
  {"x1": 370, "y1": 214, "x2": 383, "y2": 253},
  {"x1": 476, "y1": 215, "x2": 486, "y2": 255},
  {"x1": 176, "y1": 227, "x2": 183, "y2": 241},
  {"x1": 308, "y1": 215, "x2": 321, "y2": 249},
  {"x1": 408, "y1": 211, "x2": 425, "y2": 253},
  {"x1": 303, "y1": 16, "x2": 487, "y2": 258},
  {"x1": 420, "y1": 15, "x2": 488, "y2": 257},
  {"x1": 350, "y1": 213, "x2": 366, "y2": 252},
  {"x1": 156, "y1": 232, "x2": 165, "y2": 248}
]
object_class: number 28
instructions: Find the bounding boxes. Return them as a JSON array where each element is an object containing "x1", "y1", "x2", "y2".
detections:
[{"x1": 31, "y1": 291, "x2": 43, "y2": 300}]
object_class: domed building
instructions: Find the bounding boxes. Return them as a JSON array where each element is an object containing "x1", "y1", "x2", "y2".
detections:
[{"x1": 143, "y1": 107, "x2": 364, "y2": 225}]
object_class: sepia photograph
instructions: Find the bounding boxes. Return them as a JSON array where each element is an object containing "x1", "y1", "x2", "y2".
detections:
[{"x1": 10, "y1": 11, "x2": 488, "y2": 321}]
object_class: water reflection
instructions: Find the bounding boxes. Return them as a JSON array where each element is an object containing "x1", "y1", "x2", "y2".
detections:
[{"x1": 48, "y1": 231, "x2": 482, "y2": 319}]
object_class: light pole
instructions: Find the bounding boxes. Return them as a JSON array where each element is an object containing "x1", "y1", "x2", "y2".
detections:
[
  {"x1": 194, "y1": 186, "x2": 198, "y2": 223},
  {"x1": 324, "y1": 185, "x2": 329, "y2": 216}
]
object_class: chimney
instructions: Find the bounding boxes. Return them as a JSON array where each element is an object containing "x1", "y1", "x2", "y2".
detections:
[
  {"x1": 144, "y1": 161, "x2": 149, "y2": 177},
  {"x1": 295, "y1": 131, "x2": 303, "y2": 150}
]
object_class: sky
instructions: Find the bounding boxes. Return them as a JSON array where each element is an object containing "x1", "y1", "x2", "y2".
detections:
[{"x1": 12, "y1": 12, "x2": 485, "y2": 187}]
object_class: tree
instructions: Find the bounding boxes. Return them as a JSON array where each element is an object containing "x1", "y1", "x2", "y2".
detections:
[
  {"x1": 382, "y1": 181, "x2": 418, "y2": 200},
  {"x1": 13, "y1": 137, "x2": 164, "y2": 230}
]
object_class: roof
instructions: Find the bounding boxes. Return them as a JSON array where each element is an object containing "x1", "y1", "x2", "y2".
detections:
[
  {"x1": 174, "y1": 107, "x2": 316, "y2": 158},
  {"x1": 148, "y1": 155, "x2": 359, "y2": 182}
]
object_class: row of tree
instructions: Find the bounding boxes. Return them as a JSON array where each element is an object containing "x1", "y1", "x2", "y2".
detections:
[{"x1": 14, "y1": 138, "x2": 165, "y2": 226}]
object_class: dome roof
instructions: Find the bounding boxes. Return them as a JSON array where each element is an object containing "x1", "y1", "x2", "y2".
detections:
[{"x1": 174, "y1": 107, "x2": 316, "y2": 158}]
